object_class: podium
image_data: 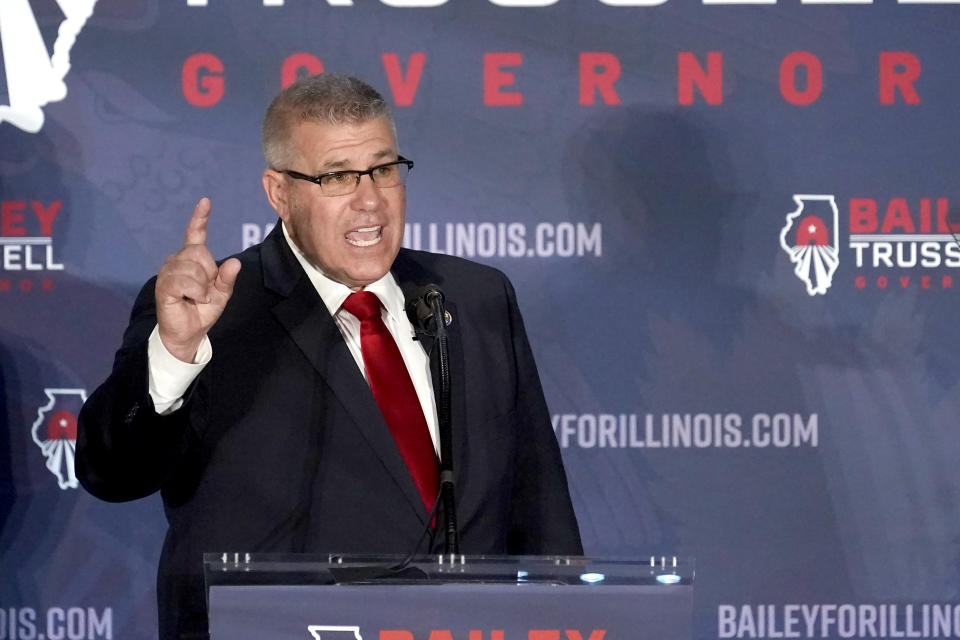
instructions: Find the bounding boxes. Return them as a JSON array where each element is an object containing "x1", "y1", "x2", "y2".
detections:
[{"x1": 204, "y1": 554, "x2": 694, "y2": 640}]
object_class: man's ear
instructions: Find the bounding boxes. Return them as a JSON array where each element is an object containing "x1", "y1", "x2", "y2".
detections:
[{"x1": 262, "y1": 169, "x2": 289, "y2": 222}]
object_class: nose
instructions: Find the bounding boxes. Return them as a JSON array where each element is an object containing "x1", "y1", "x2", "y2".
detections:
[{"x1": 350, "y1": 173, "x2": 386, "y2": 211}]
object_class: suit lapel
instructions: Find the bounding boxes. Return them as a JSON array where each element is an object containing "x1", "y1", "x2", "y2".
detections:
[{"x1": 261, "y1": 227, "x2": 429, "y2": 523}]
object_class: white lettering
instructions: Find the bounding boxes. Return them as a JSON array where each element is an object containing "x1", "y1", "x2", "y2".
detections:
[
  {"x1": 859, "y1": 604, "x2": 879, "y2": 638},
  {"x1": 66, "y1": 607, "x2": 85, "y2": 640},
  {"x1": 821, "y1": 604, "x2": 837, "y2": 637},
  {"x1": 838, "y1": 604, "x2": 857, "y2": 638},
  {"x1": 3, "y1": 244, "x2": 21, "y2": 270},
  {"x1": 783, "y1": 604, "x2": 801, "y2": 638},
  {"x1": 241, "y1": 223, "x2": 275, "y2": 250},
  {"x1": 577, "y1": 414, "x2": 597, "y2": 447},
  {"x1": 801, "y1": 604, "x2": 819, "y2": 636},
  {"x1": 874, "y1": 243, "x2": 894, "y2": 267},
  {"x1": 598, "y1": 414, "x2": 618, "y2": 447},
  {"x1": 739, "y1": 605, "x2": 758, "y2": 638},
  {"x1": 47, "y1": 608, "x2": 66, "y2": 640},
  {"x1": 718, "y1": 605, "x2": 737, "y2": 638},
  {"x1": 87, "y1": 608, "x2": 113, "y2": 639},
  {"x1": 933, "y1": 604, "x2": 953, "y2": 637}
]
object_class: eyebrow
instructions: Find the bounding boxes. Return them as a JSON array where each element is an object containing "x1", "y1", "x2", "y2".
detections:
[{"x1": 318, "y1": 149, "x2": 397, "y2": 172}]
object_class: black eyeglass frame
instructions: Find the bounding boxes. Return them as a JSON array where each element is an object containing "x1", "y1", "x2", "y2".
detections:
[{"x1": 281, "y1": 156, "x2": 414, "y2": 195}]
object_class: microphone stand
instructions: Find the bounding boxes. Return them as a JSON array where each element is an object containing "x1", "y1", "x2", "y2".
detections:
[{"x1": 426, "y1": 291, "x2": 460, "y2": 555}]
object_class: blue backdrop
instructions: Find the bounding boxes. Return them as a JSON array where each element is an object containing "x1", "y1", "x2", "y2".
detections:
[{"x1": 3, "y1": 1, "x2": 960, "y2": 639}]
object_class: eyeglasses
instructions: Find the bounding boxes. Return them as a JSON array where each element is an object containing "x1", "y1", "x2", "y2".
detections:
[{"x1": 281, "y1": 157, "x2": 414, "y2": 197}]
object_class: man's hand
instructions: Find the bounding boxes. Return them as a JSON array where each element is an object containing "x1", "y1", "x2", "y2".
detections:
[{"x1": 155, "y1": 198, "x2": 241, "y2": 363}]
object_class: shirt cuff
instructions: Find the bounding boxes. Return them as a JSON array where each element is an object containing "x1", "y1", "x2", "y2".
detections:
[{"x1": 147, "y1": 325, "x2": 212, "y2": 415}]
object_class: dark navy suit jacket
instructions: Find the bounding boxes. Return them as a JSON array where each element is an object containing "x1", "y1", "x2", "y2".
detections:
[{"x1": 76, "y1": 224, "x2": 582, "y2": 640}]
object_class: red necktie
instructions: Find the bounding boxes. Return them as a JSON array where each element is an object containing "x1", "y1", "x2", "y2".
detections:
[{"x1": 342, "y1": 291, "x2": 439, "y2": 513}]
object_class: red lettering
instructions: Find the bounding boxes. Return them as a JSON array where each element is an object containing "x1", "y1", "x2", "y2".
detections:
[
  {"x1": 1, "y1": 201, "x2": 27, "y2": 236},
  {"x1": 919, "y1": 198, "x2": 933, "y2": 233},
  {"x1": 579, "y1": 52, "x2": 621, "y2": 106},
  {"x1": 32, "y1": 201, "x2": 62, "y2": 236},
  {"x1": 856, "y1": 270, "x2": 956, "y2": 292},
  {"x1": 678, "y1": 52, "x2": 722, "y2": 105},
  {"x1": 382, "y1": 53, "x2": 426, "y2": 106},
  {"x1": 281, "y1": 53, "x2": 324, "y2": 89},
  {"x1": 428, "y1": 632, "x2": 454, "y2": 640},
  {"x1": 935, "y1": 197, "x2": 957, "y2": 233},
  {"x1": 42, "y1": 278, "x2": 53, "y2": 291},
  {"x1": 879, "y1": 52, "x2": 920, "y2": 105},
  {"x1": 529, "y1": 633, "x2": 560, "y2": 640},
  {"x1": 380, "y1": 632, "x2": 414, "y2": 640},
  {"x1": 779, "y1": 52, "x2": 822, "y2": 106},
  {"x1": 484, "y1": 53, "x2": 524, "y2": 106},
  {"x1": 881, "y1": 198, "x2": 915, "y2": 233},
  {"x1": 20, "y1": 279, "x2": 32, "y2": 292},
  {"x1": 182, "y1": 53, "x2": 224, "y2": 107},
  {"x1": 851, "y1": 197, "x2": 958, "y2": 234},
  {"x1": 849, "y1": 198, "x2": 878, "y2": 233},
  {"x1": 470, "y1": 632, "x2": 504, "y2": 640},
  {"x1": 565, "y1": 632, "x2": 606, "y2": 640}
]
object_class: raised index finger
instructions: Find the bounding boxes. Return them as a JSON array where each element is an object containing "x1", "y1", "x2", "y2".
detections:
[{"x1": 183, "y1": 197, "x2": 212, "y2": 247}]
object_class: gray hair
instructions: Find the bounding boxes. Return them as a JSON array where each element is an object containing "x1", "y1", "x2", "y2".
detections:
[{"x1": 261, "y1": 73, "x2": 396, "y2": 169}]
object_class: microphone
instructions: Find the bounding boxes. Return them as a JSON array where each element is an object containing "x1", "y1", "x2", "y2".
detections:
[
  {"x1": 421, "y1": 284, "x2": 444, "y2": 304},
  {"x1": 406, "y1": 284, "x2": 445, "y2": 336},
  {"x1": 404, "y1": 284, "x2": 459, "y2": 554}
]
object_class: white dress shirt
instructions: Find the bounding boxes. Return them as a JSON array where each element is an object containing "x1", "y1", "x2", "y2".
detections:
[{"x1": 147, "y1": 223, "x2": 440, "y2": 453}]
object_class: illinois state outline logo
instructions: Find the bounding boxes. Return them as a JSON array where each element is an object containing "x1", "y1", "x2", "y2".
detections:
[
  {"x1": 31, "y1": 388, "x2": 87, "y2": 490},
  {"x1": 0, "y1": 0, "x2": 98, "y2": 132},
  {"x1": 779, "y1": 194, "x2": 840, "y2": 296}
]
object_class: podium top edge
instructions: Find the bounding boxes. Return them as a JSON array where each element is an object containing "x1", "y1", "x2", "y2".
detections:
[
  {"x1": 202, "y1": 553, "x2": 695, "y2": 588},
  {"x1": 204, "y1": 553, "x2": 693, "y2": 569}
]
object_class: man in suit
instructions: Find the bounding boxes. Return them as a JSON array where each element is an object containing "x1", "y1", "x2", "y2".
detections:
[{"x1": 76, "y1": 73, "x2": 581, "y2": 640}]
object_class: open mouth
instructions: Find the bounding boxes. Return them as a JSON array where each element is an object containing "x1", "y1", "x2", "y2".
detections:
[{"x1": 345, "y1": 226, "x2": 382, "y2": 247}]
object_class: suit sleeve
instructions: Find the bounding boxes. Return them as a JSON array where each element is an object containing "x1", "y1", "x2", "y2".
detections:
[
  {"x1": 501, "y1": 276, "x2": 584, "y2": 555},
  {"x1": 76, "y1": 277, "x2": 200, "y2": 503}
]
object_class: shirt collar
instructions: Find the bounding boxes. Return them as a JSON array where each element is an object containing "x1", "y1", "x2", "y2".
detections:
[{"x1": 281, "y1": 221, "x2": 405, "y2": 321}]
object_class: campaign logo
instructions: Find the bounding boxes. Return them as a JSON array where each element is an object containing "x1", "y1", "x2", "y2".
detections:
[
  {"x1": 31, "y1": 388, "x2": 87, "y2": 490},
  {"x1": 308, "y1": 626, "x2": 362, "y2": 640},
  {"x1": 0, "y1": 0, "x2": 98, "y2": 133},
  {"x1": 781, "y1": 194, "x2": 960, "y2": 293},
  {"x1": 779, "y1": 194, "x2": 840, "y2": 296},
  {"x1": 1, "y1": 200, "x2": 66, "y2": 293}
]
